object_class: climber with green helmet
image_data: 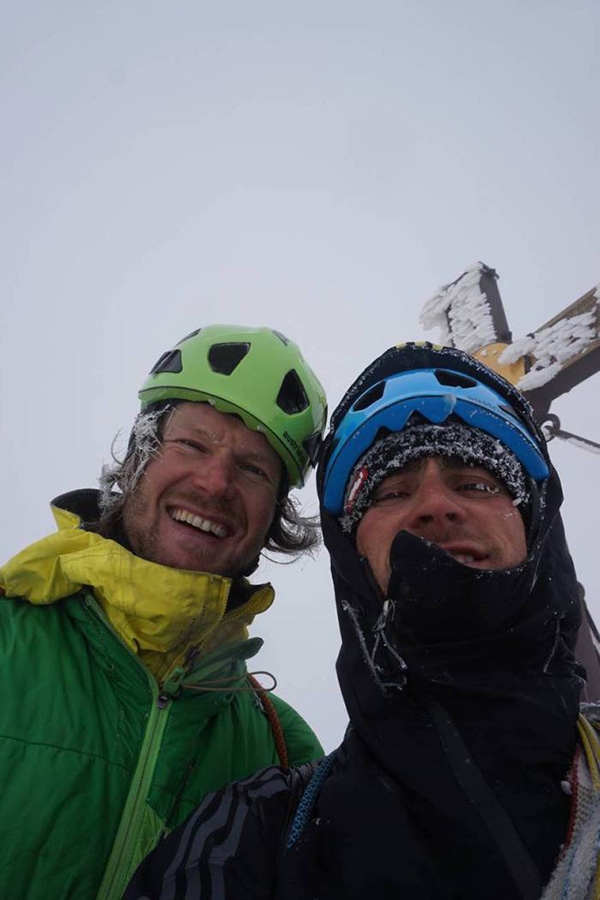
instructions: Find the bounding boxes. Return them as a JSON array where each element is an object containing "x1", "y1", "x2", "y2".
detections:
[{"x1": 0, "y1": 325, "x2": 327, "y2": 900}]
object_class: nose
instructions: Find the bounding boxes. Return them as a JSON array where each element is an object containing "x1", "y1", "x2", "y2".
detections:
[
  {"x1": 190, "y1": 449, "x2": 236, "y2": 499},
  {"x1": 404, "y1": 461, "x2": 466, "y2": 533}
]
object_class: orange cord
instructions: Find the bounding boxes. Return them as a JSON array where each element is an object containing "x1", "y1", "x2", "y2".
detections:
[{"x1": 248, "y1": 673, "x2": 289, "y2": 768}]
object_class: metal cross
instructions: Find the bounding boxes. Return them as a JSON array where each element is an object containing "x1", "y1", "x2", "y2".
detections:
[{"x1": 420, "y1": 262, "x2": 600, "y2": 429}]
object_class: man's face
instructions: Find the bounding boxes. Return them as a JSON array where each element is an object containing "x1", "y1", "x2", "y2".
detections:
[
  {"x1": 122, "y1": 402, "x2": 282, "y2": 577},
  {"x1": 356, "y1": 455, "x2": 527, "y2": 595}
]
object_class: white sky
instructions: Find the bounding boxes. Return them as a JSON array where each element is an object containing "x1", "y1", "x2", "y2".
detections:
[{"x1": 1, "y1": 0, "x2": 599, "y2": 751}]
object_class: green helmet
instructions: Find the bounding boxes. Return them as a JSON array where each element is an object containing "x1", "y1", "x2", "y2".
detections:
[{"x1": 138, "y1": 325, "x2": 327, "y2": 488}]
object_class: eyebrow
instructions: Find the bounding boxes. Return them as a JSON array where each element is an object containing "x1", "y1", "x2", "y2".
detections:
[
  {"x1": 439, "y1": 457, "x2": 491, "y2": 473},
  {"x1": 387, "y1": 457, "x2": 493, "y2": 475},
  {"x1": 167, "y1": 422, "x2": 278, "y2": 466}
]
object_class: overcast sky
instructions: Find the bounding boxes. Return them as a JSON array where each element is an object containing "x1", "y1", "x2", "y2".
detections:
[{"x1": 2, "y1": 0, "x2": 599, "y2": 750}]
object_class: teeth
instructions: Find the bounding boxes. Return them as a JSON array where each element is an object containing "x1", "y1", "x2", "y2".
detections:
[
  {"x1": 170, "y1": 509, "x2": 228, "y2": 538},
  {"x1": 453, "y1": 553, "x2": 476, "y2": 564}
]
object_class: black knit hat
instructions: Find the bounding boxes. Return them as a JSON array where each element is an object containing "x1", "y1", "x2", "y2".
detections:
[{"x1": 340, "y1": 420, "x2": 531, "y2": 533}]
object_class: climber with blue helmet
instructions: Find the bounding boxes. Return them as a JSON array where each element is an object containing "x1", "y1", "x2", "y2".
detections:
[
  {"x1": 124, "y1": 340, "x2": 598, "y2": 900},
  {"x1": 0, "y1": 325, "x2": 327, "y2": 900}
]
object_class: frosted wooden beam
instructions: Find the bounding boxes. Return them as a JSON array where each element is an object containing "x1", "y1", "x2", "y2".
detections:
[{"x1": 421, "y1": 263, "x2": 600, "y2": 421}]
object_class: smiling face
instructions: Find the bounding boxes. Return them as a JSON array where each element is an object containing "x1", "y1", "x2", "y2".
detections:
[
  {"x1": 356, "y1": 456, "x2": 527, "y2": 595},
  {"x1": 121, "y1": 402, "x2": 282, "y2": 577}
]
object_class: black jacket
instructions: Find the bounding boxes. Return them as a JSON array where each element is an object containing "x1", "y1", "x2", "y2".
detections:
[{"x1": 124, "y1": 344, "x2": 585, "y2": 900}]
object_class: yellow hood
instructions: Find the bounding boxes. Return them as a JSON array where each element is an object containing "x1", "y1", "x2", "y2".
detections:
[{"x1": 0, "y1": 501, "x2": 274, "y2": 681}]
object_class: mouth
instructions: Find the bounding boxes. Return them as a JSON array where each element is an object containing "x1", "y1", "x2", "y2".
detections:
[
  {"x1": 439, "y1": 545, "x2": 488, "y2": 566},
  {"x1": 169, "y1": 507, "x2": 230, "y2": 539}
]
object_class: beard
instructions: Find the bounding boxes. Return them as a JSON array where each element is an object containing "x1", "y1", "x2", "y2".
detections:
[{"x1": 120, "y1": 483, "x2": 266, "y2": 579}]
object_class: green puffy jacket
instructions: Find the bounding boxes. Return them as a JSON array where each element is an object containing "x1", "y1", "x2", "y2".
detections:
[{"x1": 0, "y1": 493, "x2": 322, "y2": 900}]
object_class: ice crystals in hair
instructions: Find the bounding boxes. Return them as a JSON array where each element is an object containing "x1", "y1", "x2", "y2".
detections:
[{"x1": 98, "y1": 408, "x2": 168, "y2": 514}]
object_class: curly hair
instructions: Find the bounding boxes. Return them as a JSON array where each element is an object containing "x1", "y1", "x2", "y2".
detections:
[{"x1": 90, "y1": 403, "x2": 321, "y2": 559}]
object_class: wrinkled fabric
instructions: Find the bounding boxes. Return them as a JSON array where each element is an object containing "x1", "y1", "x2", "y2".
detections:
[
  {"x1": 316, "y1": 343, "x2": 584, "y2": 896},
  {"x1": 0, "y1": 490, "x2": 274, "y2": 680},
  {"x1": 0, "y1": 490, "x2": 323, "y2": 900}
]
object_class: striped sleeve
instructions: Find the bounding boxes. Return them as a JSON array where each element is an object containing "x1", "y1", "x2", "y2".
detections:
[{"x1": 123, "y1": 765, "x2": 306, "y2": 900}]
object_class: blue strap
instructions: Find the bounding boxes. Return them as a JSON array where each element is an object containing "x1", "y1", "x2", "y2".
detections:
[{"x1": 286, "y1": 750, "x2": 338, "y2": 849}]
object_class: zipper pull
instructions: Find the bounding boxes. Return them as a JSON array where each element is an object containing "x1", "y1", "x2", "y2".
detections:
[
  {"x1": 161, "y1": 666, "x2": 187, "y2": 700},
  {"x1": 156, "y1": 693, "x2": 169, "y2": 709}
]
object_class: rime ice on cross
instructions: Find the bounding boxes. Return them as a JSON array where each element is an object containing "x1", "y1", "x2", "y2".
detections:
[{"x1": 420, "y1": 262, "x2": 600, "y2": 424}]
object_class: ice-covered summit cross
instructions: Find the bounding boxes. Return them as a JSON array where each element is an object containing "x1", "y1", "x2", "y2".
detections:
[{"x1": 420, "y1": 262, "x2": 600, "y2": 423}]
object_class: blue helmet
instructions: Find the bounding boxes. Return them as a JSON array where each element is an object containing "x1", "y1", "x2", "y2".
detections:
[{"x1": 322, "y1": 361, "x2": 550, "y2": 516}]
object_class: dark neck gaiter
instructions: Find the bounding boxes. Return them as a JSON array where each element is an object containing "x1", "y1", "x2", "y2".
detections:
[{"x1": 321, "y1": 505, "x2": 583, "y2": 898}]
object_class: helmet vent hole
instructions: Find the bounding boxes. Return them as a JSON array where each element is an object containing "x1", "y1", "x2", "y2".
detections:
[
  {"x1": 208, "y1": 342, "x2": 250, "y2": 375},
  {"x1": 149, "y1": 349, "x2": 183, "y2": 375},
  {"x1": 434, "y1": 369, "x2": 477, "y2": 389},
  {"x1": 353, "y1": 381, "x2": 385, "y2": 411},
  {"x1": 277, "y1": 370, "x2": 309, "y2": 414}
]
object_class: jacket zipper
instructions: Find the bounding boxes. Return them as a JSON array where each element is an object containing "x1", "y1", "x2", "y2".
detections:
[
  {"x1": 82, "y1": 598, "x2": 173, "y2": 900},
  {"x1": 95, "y1": 688, "x2": 171, "y2": 900}
]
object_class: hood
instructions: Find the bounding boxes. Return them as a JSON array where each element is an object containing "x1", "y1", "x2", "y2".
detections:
[
  {"x1": 317, "y1": 342, "x2": 584, "y2": 702},
  {"x1": 0, "y1": 489, "x2": 274, "y2": 682},
  {"x1": 316, "y1": 341, "x2": 584, "y2": 897}
]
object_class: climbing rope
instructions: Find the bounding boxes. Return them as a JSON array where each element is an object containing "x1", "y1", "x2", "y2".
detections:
[
  {"x1": 248, "y1": 673, "x2": 289, "y2": 768},
  {"x1": 286, "y1": 750, "x2": 338, "y2": 849}
]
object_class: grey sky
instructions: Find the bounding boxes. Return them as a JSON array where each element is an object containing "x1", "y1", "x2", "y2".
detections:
[{"x1": 2, "y1": 0, "x2": 599, "y2": 750}]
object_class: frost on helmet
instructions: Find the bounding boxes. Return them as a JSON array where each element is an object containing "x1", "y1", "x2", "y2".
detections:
[{"x1": 138, "y1": 325, "x2": 327, "y2": 489}]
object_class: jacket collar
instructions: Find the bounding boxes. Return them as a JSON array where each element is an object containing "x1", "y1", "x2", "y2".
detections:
[{"x1": 0, "y1": 490, "x2": 274, "y2": 679}]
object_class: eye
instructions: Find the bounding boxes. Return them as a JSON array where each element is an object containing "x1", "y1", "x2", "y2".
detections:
[
  {"x1": 457, "y1": 480, "x2": 500, "y2": 495},
  {"x1": 167, "y1": 438, "x2": 207, "y2": 454},
  {"x1": 371, "y1": 487, "x2": 410, "y2": 505},
  {"x1": 240, "y1": 461, "x2": 269, "y2": 480}
]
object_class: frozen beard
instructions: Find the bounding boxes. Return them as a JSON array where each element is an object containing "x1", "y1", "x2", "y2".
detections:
[{"x1": 340, "y1": 421, "x2": 531, "y2": 534}]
